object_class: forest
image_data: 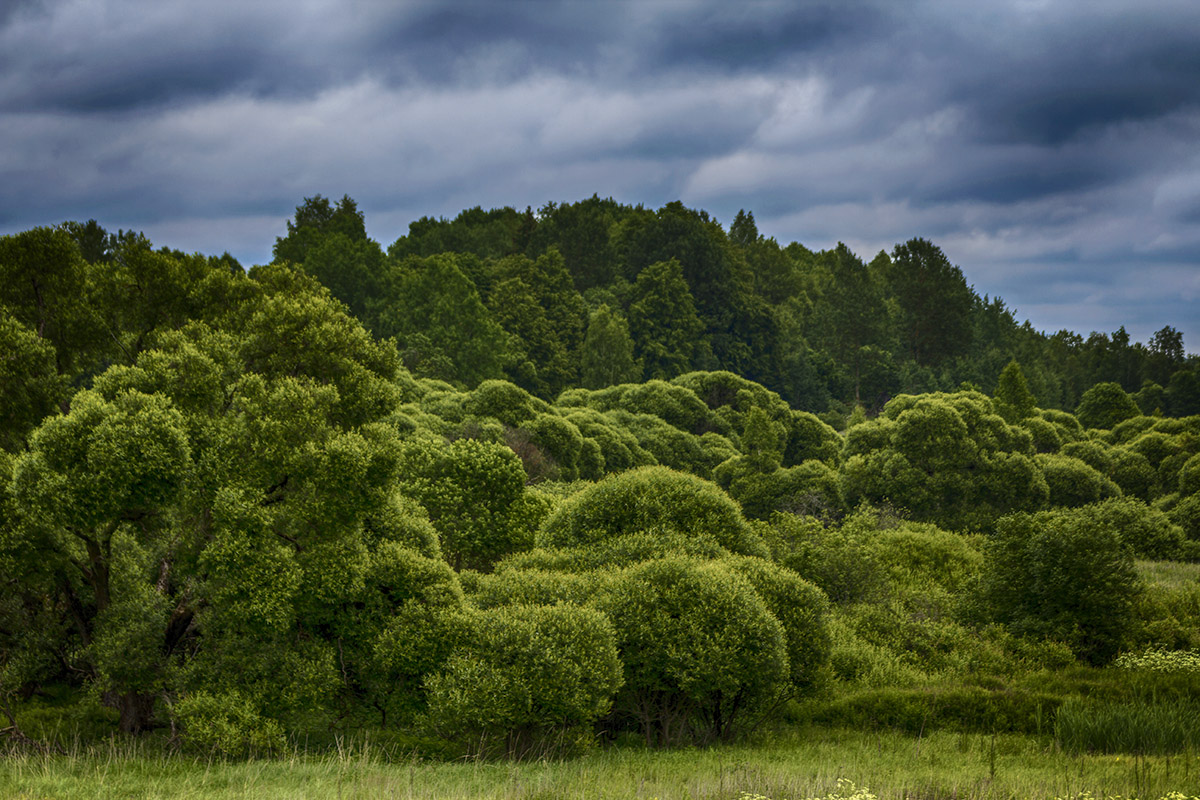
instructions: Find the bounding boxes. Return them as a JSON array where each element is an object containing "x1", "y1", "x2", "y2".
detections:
[{"x1": 1, "y1": 196, "x2": 1199, "y2": 798}]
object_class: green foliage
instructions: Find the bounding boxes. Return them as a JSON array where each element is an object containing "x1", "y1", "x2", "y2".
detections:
[
  {"x1": 598, "y1": 557, "x2": 789, "y2": 745},
  {"x1": 0, "y1": 310, "x2": 67, "y2": 450},
  {"x1": 1036, "y1": 453, "x2": 1121, "y2": 507},
  {"x1": 171, "y1": 691, "x2": 286, "y2": 757},
  {"x1": 721, "y1": 556, "x2": 832, "y2": 693},
  {"x1": 842, "y1": 392, "x2": 1047, "y2": 531},
  {"x1": 888, "y1": 238, "x2": 973, "y2": 367},
  {"x1": 580, "y1": 304, "x2": 641, "y2": 389},
  {"x1": 626, "y1": 259, "x2": 704, "y2": 379},
  {"x1": 994, "y1": 360, "x2": 1037, "y2": 422},
  {"x1": 538, "y1": 466, "x2": 767, "y2": 558},
  {"x1": 1076, "y1": 382, "x2": 1141, "y2": 430},
  {"x1": 980, "y1": 509, "x2": 1141, "y2": 664},
  {"x1": 805, "y1": 685, "x2": 1063, "y2": 735},
  {"x1": 424, "y1": 604, "x2": 622, "y2": 758},
  {"x1": 398, "y1": 437, "x2": 543, "y2": 571},
  {"x1": 374, "y1": 254, "x2": 509, "y2": 386}
]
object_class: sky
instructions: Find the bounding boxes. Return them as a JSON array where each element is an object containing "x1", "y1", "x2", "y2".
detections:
[{"x1": 1, "y1": 0, "x2": 1198, "y2": 350}]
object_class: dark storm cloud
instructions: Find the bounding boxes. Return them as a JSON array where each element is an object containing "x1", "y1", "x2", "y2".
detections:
[{"x1": 0, "y1": 0, "x2": 1197, "y2": 347}]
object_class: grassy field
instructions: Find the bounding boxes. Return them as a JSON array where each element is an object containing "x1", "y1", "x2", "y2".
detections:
[{"x1": 3, "y1": 728, "x2": 1200, "y2": 800}]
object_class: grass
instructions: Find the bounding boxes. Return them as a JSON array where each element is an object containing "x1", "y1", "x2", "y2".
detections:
[
  {"x1": 3, "y1": 727, "x2": 1200, "y2": 800},
  {"x1": 1137, "y1": 560, "x2": 1200, "y2": 590}
]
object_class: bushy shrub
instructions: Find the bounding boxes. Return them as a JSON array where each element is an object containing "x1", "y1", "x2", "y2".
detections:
[
  {"x1": 1109, "y1": 446, "x2": 1159, "y2": 500},
  {"x1": 761, "y1": 513, "x2": 885, "y2": 605},
  {"x1": 1080, "y1": 497, "x2": 1185, "y2": 560},
  {"x1": 1020, "y1": 415, "x2": 1063, "y2": 453},
  {"x1": 538, "y1": 466, "x2": 767, "y2": 557},
  {"x1": 398, "y1": 437, "x2": 546, "y2": 571},
  {"x1": 520, "y1": 413, "x2": 585, "y2": 481},
  {"x1": 841, "y1": 392, "x2": 1047, "y2": 531},
  {"x1": 980, "y1": 509, "x2": 1141, "y2": 664},
  {"x1": 560, "y1": 408, "x2": 656, "y2": 475},
  {"x1": 721, "y1": 556, "x2": 832, "y2": 692},
  {"x1": 598, "y1": 557, "x2": 789, "y2": 745},
  {"x1": 1036, "y1": 453, "x2": 1121, "y2": 508},
  {"x1": 464, "y1": 379, "x2": 549, "y2": 427},
  {"x1": 424, "y1": 604, "x2": 622, "y2": 758},
  {"x1": 171, "y1": 691, "x2": 286, "y2": 757},
  {"x1": 1075, "y1": 383, "x2": 1140, "y2": 430}
]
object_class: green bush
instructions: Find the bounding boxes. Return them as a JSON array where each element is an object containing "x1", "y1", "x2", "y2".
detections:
[
  {"x1": 538, "y1": 466, "x2": 767, "y2": 558},
  {"x1": 520, "y1": 413, "x2": 585, "y2": 481},
  {"x1": 464, "y1": 379, "x2": 549, "y2": 427},
  {"x1": 980, "y1": 509, "x2": 1141, "y2": 664},
  {"x1": 1076, "y1": 383, "x2": 1140, "y2": 430},
  {"x1": 171, "y1": 691, "x2": 286, "y2": 757},
  {"x1": 424, "y1": 604, "x2": 622, "y2": 758},
  {"x1": 762, "y1": 512, "x2": 885, "y2": 605},
  {"x1": 598, "y1": 557, "x2": 789, "y2": 745},
  {"x1": 1036, "y1": 453, "x2": 1121, "y2": 508},
  {"x1": 399, "y1": 437, "x2": 544, "y2": 571},
  {"x1": 721, "y1": 555, "x2": 832, "y2": 692},
  {"x1": 1081, "y1": 497, "x2": 1184, "y2": 560}
]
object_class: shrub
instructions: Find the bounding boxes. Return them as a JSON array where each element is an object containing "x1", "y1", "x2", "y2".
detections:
[
  {"x1": 1080, "y1": 497, "x2": 1184, "y2": 560},
  {"x1": 1036, "y1": 453, "x2": 1121, "y2": 508},
  {"x1": 980, "y1": 509, "x2": 1141, "y2": 664},
  {"x1": 1076, "y1": 383, "x2": 1140, "y2": 430},
  {"x1": 721, "y1": 555, "x2": 832, "y2": 693},
  {"x1": 171, "y1": 691, "x2": 286, "y2": 757},
  {"x1": 538, "y1": 466, "x2": 767, "y2": 558},
  {"x1": 598, "y1": 557, "x2": 789, "y2": 745},
  {"x1": 762, "y1": 512, "x2": 885, "y2": 606},
  {"x1": 399, "y1": 437, "x2": 544, "y2": 571},
  {"x1": 424, "y1": 604, "x2": 622, "y2": 758},
  {"x1": 520, "y1": 413, "x2": 585, "y2": 481},
  {"x1": 464, "y1": 379, "x2": 549, "y2": 427}
]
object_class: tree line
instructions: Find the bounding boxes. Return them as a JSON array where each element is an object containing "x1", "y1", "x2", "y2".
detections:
[{"x1": 273, "y1": 194, "x2": 1198, "y2": 418}]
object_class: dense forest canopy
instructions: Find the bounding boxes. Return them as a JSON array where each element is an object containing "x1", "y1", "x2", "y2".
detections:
[
  {"x1": 295, "y1": 195, "x2": 1197, "y2": 417},
  {"x1": 1, "y1": 196, "x2": 1198, "y2": 758}
]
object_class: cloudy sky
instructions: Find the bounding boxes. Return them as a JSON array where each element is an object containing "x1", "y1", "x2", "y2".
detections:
[{"x1": 2, "y1": 0, "x2": 1198, "y2": 349}]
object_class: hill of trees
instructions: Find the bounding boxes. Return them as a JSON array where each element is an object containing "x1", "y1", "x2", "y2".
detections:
[{"x1": 0, "y1": 200, "x2": 1198, "y2": 759}]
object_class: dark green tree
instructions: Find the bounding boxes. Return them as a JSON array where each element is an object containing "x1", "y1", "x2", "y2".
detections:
[
  {"x1": 888, "y1": 238, "x2": 974, "y2": 367},
  {"x1": 272, "y1": 194, "x2": 367, "y2": 265},
  {"x1": 627, "y1": 259, "x2": 704, "y2": 380}
]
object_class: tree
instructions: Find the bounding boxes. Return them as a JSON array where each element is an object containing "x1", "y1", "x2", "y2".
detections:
[
  {"x1": 817, "y1": 243, "x2": 892, "y2": 403},
  {"x1": 273, "y1": 194, "x2": 367, "y2": 265},
  {"x1": 627, "y1": 259, "x2": 704, "y2": 380},
  {"x1": 374, "y1": 254, "x2": 509, "y2": 386},
  {"x1": 580, "y1": 305, "x2": 641, "y2": 389},
  {"x1": 994, "y1": 360, "x2": 1036, "y2": 422},
  {"x1": 888, "y1": 238, "x2": 974, "y2": 367}
]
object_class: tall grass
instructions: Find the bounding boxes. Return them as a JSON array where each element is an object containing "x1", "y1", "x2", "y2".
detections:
[
  {"x1": 1055, "y1": 696, "x2": 1200, "y2": 755},
  {"x1": 4, "y1": 727, "x2": 1200, "y2": 799}
]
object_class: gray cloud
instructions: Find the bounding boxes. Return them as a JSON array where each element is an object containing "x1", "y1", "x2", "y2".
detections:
[{"x1": 0, "y1": 0, "x2": 1197, "y2": 349}]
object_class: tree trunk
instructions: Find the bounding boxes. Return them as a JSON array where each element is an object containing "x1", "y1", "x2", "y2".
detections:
[{"x1": 115, "y1": 691, "x2": 156, "y2": 734}]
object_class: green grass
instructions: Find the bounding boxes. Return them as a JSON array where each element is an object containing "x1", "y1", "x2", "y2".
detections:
[
  {"x1": 1137, "y1": 560, "x2": 1200, "y2": 589},
  {"x1": 4, "y1": 727, "x2": 1200, "y2": 800}
]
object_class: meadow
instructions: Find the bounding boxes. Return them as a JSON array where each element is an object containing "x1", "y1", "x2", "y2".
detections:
[{"x1": 4, "y1": 727, "x2": 1200, "y2": 800}]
